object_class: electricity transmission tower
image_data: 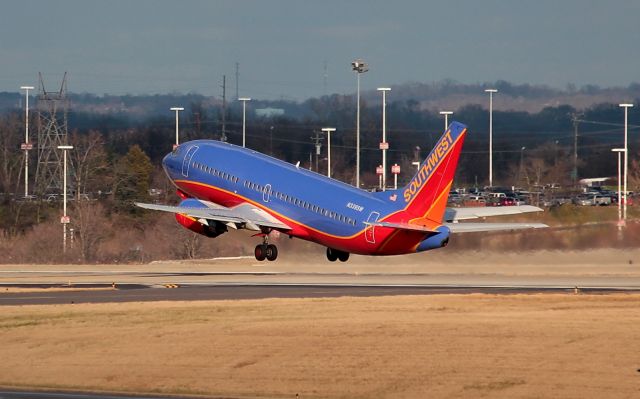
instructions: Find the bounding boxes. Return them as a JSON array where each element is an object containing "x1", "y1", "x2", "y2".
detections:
[{"x1": 35, "y1": 72, "x2": 70, "y2": 195}]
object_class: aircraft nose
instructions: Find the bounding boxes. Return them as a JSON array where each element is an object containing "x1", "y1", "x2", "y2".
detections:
[{"x1": 162, "y1": 146, "x2": 181, "y2": 178}]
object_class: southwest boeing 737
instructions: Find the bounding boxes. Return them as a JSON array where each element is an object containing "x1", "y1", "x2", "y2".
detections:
[{"x1": 137, "y1": 122, "x2": 546, "y2": 261}]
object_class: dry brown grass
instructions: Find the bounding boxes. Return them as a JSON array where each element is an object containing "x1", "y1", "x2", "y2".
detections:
[{"x1": 1, "y1": 294, "x2": 640, "y2": 398}]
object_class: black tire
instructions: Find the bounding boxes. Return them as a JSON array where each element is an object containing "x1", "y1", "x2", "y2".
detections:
[
  {"x1": 326, "y1": 248, "x2": 338, "y2": 262},
  {"x1": 337, "y1": 251, "x2": 350, "y2": 262},
  {"x1": 254, "y1": 244, "x2": 267, "y2": 261},
  {"x1": 266, "y1": 244, "x2": 278, "y2": 261}
]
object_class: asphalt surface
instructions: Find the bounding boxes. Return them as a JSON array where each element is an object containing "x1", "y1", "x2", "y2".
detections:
[{"x1": 1, "y1": 284, "x2": 634, "y2": 306}]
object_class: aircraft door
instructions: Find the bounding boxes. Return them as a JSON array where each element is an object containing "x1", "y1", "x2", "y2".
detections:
[
  {"x1": 365, "y1": 211, "x2": 380, "y2": 244},
  {"x1": 181, "y1": 146, "x2": 199, "y2": 177},
  {"x1": 262, "y1": 184, "x2": 272, "y2": 203}
]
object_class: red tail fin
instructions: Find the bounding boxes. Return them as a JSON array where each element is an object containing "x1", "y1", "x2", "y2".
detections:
[{"x1": 401, "y1": 122, "x2": 467, "y2": 223}]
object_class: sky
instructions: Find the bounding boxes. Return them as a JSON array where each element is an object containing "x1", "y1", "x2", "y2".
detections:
[{"x1": 1, "y1": 0, "x2": 639, "y2": 100}]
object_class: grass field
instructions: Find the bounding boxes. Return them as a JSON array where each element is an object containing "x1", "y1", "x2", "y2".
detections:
[{"x1": 1, "y1": 293, "x2": 640, "y2": 398}]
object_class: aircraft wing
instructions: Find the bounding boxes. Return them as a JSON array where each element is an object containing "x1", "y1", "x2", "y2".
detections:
[
  {"x1": 444, "y1": 205, "x2": 543, "y2": 222},
  {"x1": 135, "y1": 202, "x2": 291, "y2": 231},
  {"x1": 446, "y1": 222, "x2": 548, "y2": 233}
]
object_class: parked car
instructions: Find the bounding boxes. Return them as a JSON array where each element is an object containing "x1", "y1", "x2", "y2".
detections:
[
  {"x1": 593, "y1": 194, "x2": 612, "y2": 206},
  {"x1": 448, "y1": 192, "x2": 464, "y2": 206},
  {"x1": 499, "y1": 197, "x2": 517, "y2": 206},
  {"x1": 573, "y1": 195, "x2": 595, "y2": 206},
  {"x1": 507, "y1": 194, "x2": 528, "y2": 206},
  {"x1": 541, "y1": 196, "x2": 571, "y2": 207},
  {"x1": 485, "y1": 197, "x2": 502, "y2": 207}
]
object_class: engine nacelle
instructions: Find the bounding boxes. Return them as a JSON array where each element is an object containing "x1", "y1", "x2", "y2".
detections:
[
  {"x1": 415, "y1": 226, "x2": 450, "y2": 252},
  {"x1": 175, "y1": 199, "x2": 228, "y2": 238}
]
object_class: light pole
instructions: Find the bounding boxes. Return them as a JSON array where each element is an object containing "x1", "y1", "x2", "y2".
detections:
[
  {"x1": 439, "y1": 111, "x2": 453, "y2": 130},
  {"x1": 485, "y1": 89, "x2": 498, "y2": 187},
  {"x1": 238, "y1": 97, "x2": 251, "y2": 148},
  {"x1": 392, "y1": 164, "x2": 400, "y2": 190},
  {"x1": 20, "y1": 85, "x2": 34, "y2": 198},
  {"x1": 619, "y1": 103, "x2": 633, "y2": 221},
  {"x1": 170, "y1": 107, "x2": 184, "y2": 149},
  {"x1": 57, "y1": 145, "x2": 73, "y2": 253},
  {"x1": 518, "y1": 146, "x2": 526, "y2": 185},
  {"x1": 377, "y1": 87, "x2": 391, "y2": 191},
  {"x1": 352, "y1": 59, "x2": 368, "y2": 188},
  {"x1": 322, "y1": 128, "x2": 336, "y2": 178},
  {"x1": 612, "y1": 148, "x2": 625, "y2": 227}
]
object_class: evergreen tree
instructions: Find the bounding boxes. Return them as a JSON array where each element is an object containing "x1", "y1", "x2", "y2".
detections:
[{"x1": 112, "y1": 145, "x2": 154, "y2": 214}]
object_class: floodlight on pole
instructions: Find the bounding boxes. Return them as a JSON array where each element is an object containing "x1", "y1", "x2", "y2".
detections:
[
  {"x1": 322, "y1": 128, "x2": 336, "y2": 178},
  {"x1": 485, "y1": 89, "x2": 498, "y2": 187},
  {"x1": 612, "y1": 148, "x2": 626, "y2": 227},
  {"x1": 352, "y1": 59, "x2": 368, "y2": 189},
  {"x1": 439, "y1": 111, "x2": 453, "y2": 130},
  {"x1": 377, "y1": 87, "x2": 391, "y2": 191},
  {"x1": 238, "y1": 98, "x2": 251, "y2": 148},
  {"x1": 20, "y1": 86, "x2": 34, "y2": 198},
  {"x1": 619, "y1": 104, "x2": 633, "y2": 221},
  {"x1": 57, "y1": 145, "x2": 73, "y2": 253},
  {"x1": 170, "y1": 107, "x2": 184, "y2": 148}
]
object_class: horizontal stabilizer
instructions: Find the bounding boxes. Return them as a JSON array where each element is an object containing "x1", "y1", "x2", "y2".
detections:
[
  {"x1": 444, "y1": 205, "x2": 543, "y2": 222},
  {"x1": 367, "y1": 221, "x2": 437, "y2": 233},
  {"x1": 446, "y1": 222, "x2": 548, "y2": 233}
]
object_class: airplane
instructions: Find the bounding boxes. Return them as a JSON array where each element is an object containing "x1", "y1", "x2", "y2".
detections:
[{"x1": 136, "y1": 122, "x2": 547, "y2": 262}]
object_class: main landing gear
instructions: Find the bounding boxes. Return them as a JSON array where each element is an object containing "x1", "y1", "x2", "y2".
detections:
[
  {"x1": 254, "y1": 234, "x2": 278, "y2": 261},
  {"x1": 326, "y1": 247, "x2": 349, "y2": 262}
]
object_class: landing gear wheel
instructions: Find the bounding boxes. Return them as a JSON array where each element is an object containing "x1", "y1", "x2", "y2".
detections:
[
  {"x1": 254, "y1": 244, "x2": 267, "y2": 261},
  {"x1": 326, "y1": 248, "x2": 338, "y2": 262},
  {"x1": 337, "y1": 251, "x2": 350, "y2": 262},
  {"x1": 266, "y1": 244, "x2": 278, "y2": 261}
]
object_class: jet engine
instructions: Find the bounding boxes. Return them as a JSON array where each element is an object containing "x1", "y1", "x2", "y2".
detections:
[
  {"x1": 174, "y1": 199, "x2": 228, "y2": 238},
  {"x1": 415, "y1": 226, "x2": 450, "y2": 252}
]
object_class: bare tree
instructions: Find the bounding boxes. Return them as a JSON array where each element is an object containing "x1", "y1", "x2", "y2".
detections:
[
  {"x1": 69, "y1": 131, "x2": 110, "y2": 201},
  {"x1": 72, "y1": 200, "x2": 109, "y2": 262},
  {"x1": 182, "y1": 231, "x2": 202, "y2": 259},
  {"x1": 0, "y1": 113, "x2": 23, "y2": 196}
]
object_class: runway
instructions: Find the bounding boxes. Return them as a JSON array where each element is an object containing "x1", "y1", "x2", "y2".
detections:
[{"x1": 2, "y1": 252, "x2": 640, "y2": 305}]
